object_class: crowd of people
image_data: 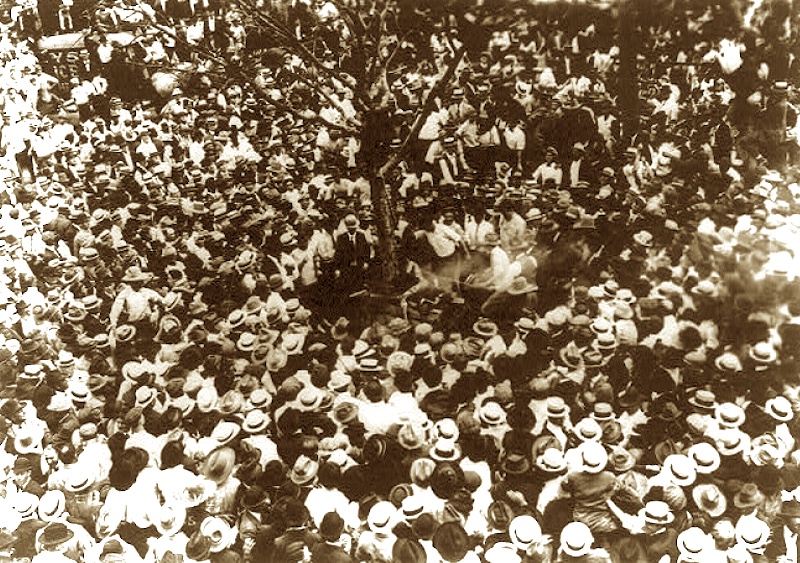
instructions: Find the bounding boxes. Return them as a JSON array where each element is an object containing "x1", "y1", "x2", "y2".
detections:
[{"x1": 1, "y1": 0, "x2": 800, "y2": 562}]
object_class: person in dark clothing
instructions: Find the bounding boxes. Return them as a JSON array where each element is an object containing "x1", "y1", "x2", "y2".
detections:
[
  {"x1": 334, "y1": 213, "x2": 371, "y2": 295},
  {"x1": 310, "y1": 511, "x2": 354, "y2": 563}
]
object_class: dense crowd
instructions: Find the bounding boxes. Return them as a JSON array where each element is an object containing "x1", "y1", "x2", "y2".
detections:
[{"x1": 1, "y1": 1, "x2": 800, "y2": 562}]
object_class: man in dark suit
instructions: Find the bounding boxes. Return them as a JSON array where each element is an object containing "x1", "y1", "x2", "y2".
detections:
[{"x1": 334, "y1": 213, "x2": 371, "y2": 296}]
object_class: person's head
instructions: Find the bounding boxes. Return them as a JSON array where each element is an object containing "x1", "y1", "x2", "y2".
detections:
[{"x1": 344, "y1": 214, "x2": 358, "y2": 233}]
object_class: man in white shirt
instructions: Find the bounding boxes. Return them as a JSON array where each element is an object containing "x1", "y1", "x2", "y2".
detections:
[
  {"x1": 109, "y1": 266, "x2": 162, "y2": 330},
  {"x1": 532, "y1": 146, "x2": 562, "y2": 188}
]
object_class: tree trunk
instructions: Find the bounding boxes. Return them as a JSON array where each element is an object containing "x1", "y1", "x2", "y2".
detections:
[
  {"x1": 618, "y1": 0, "x2": 640, "y2": 141},
  {"x1": 370, "y1": 170, "x2": 400, "y2": 292}
]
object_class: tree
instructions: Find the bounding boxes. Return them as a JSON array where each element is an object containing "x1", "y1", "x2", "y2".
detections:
[
  {"x1": 116, "y1": 0, "x2": 625, "y2": 292},
  {"x1": 117, "y1": 0, "x2": 536, "y2": 289}
]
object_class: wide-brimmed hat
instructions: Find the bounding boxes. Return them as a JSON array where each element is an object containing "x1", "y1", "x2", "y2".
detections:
[
  {"x1": 781, "y1": 498, "x2": 800, "y2": 518},
  {"x1": 121, "y1": 266, "x2": 153, "y2": 283},
  {"x1": 115, "y1": 324, "x2": 137, "y2": 344},
  {"x1": 247, "y1": 388, "x2": 272, "y2": 411},
  {"x1": 473, "y1": 318, "x2": 498, "y2": 338},
  {"x1": 692, "y1": 484, "x2": 727, "y2": 518},
  {"x1": 210, "y1": 421, "x2": 241, "y2": 446},
  {"x1": 397, "y1": 423, "x2": 426, "y2": 450},
  {"x1": 317, "y1": 511, "x2": 345, "y2": 542},
  {"x1": 290, "y1": 455, "x2": 319, "y2": 485},
  {"x1": 433, "y1": 418, "x2": 460, "y2": 441},
  {"x1": 733, "y1": 483, "x2": 765, "y2": 510},
  {"x1": 484, "y1": 542, "x2": 520, "y2": 563},
  {"x1": 154, "y1": 503, "x2": 186, "y2": 536},
  {"x1": 333, "y1": 401, "x2": 359, "y2": 424},
  {"x1": 202, "y1": 447, "x2": 236, "y2": 485},
  {"x1": 486, "y1": 500, "x2": 515, "y2": 532},
  {"x1": 296, "y1": 386, "x2": 324, "y2": 411},
  {"x1": 368, "y1": 501, "x2": 396, "y2": 534},
  {"x1": 63, "y1": 303, "x2": 87, "y2": 323},
  {"x1": 236, "y1": 332, "x2": 258, "y2": 352},
  {"x1": 265, "y1": 348, "x2": 288, "y2": 372},
  {"x1": 242, "y1": 410, "x2": 269, "y2": 434},
  {"x1": 714, "y1": 352, "x2": 743, "y2": 373},
  {"x1": 38, "y1": 490, "x2": 66, "y2": 522},
  {"x1": 39, "y1": 522, "x2": 74, "y2": 548},
  {"x1": 560, "y1": 522, "x2": 593, "y2": 557},
  {"x1": 14, "y1": 424, "x2": 44, "y2": 455},
  {"x1": 590, "y1": 402, "x2": 615, "y2": 423},
  {"x1": 662, "y1": 454, "x2": 697, "y2": 487},
  {"x1": 12, "y1": 491, "x2": 39, "y2": 519},
  {"x1": 65, "y1": 469, "x2": 95, "y2": 493},
  {"x1": 676, "y1": 527, "x2": 711, "y2": 562},
  {"x1": 500, "y1": 452, "x2": 531, "y2": 475},
  {"x1": 632, "y1": 229, "x2": 653, "y2": 247},
  {"x1": 134, "y1": 386, "x2": 157, "y2": 409},
  {"x1": 765, "y1": 396, "x2": 794, "y2": 421},
  {"x1": 508, "y1": 515, "x2": 541, "y2": 552},
  {"x1": 608, "y1": 447, "x2": 636, "y2": 473},
  {"x1": 687, "y1": 442, "x2": 721, "y2": 474},
  {"x1": 559, "y1": 342, "x2": 583, "y2": 369},
  {"x1": 387, "y1": 317, "x2": 411, "y2": 336},
  {"x1": 506, "y1": 277, "x2": 537, "y2": 295},
  {"x1": 358, "y1": 357, "x2": 383, "y2": 372},
  {"x1": 186, "y1": 530, "x2": 212, "y2": 562},
  {"x1": 200, "y1": 516, "x2": 236, "y2": 553}
]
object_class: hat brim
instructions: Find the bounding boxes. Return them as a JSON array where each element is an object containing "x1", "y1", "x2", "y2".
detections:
[{"x1": 121, "y1": 273, "x2": 153, "y2": 283}]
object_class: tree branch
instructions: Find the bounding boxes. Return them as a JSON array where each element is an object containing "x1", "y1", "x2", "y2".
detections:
[{"x1": 379, "y1": 44, "x2": 466, "y2": 177}]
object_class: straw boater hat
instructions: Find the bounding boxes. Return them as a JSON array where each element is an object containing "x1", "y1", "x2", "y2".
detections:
[
  {"x1": 687, "y1": 389, "x2": 717, "y2": 412},
  {"x1": 715, "y1": 403, "x2": 745, "y2": 429},
  {"x1": 640, "y1": 501, "x2": 674, "y2": 526},
  {"x1": 509, "y1": 515, "x2": 542, "y2": 552},
  {"x1": 429, "y1": 439, "x2": 462, "y2": 462},
  {"x1": 578, "y1": 441, "x2": 608, "y2": 474},
  {"x1": 676, "y1": 527, "x2": 711, "y2": 563},
  {"x1": 765, "y1": 396, "x2": 794, "y2": 421},
  {"x1": 560, "y1": 522, "x2": 594, "y2": 558},
  {"x1": 662, "y1": 454, "x2": 697, "y2": 487},
  {"x1": 368, "y1": 501, "x2": 397, "y2": 534},
  {"x1": 687, "y1": 442, "x2": 721, "y2": 474},
  {"x1": 734, "y1": 514, "x2": 770, "y2": 552},
  {"x1": 715, "y1": 429, "x2": 749, "y2": 456},
  {"x1": 242, "y1": 410, "x2": 269, "y2": 434},
  {"x1": 38, "y1": 490, "x2": 66, "y2": 522},
  {"x1": 749, "y1": 341, "x2": 777, "y2": 365}
]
